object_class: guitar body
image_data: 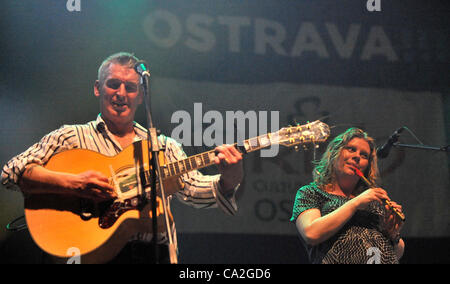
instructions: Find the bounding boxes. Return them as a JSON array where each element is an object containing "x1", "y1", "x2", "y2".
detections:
[{"x1": 24, "y1": 140, "x2": 180, "y2": 264}]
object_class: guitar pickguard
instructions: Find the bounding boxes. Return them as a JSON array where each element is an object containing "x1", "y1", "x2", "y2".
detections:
[{"x1": 98, "y1": 198, "x2": 140, "y2": 229}]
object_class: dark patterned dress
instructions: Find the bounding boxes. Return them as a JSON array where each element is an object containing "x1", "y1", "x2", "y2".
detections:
[{"x1": 290, "y1": 183, "x2": 398, "y2": 264}]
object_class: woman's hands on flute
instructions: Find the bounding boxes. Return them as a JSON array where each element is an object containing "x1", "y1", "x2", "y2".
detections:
[
  {"x1": 353, "y1": 187, "x2": 390, "y2": 210},
  {"x1": 383, "y1": 200, "x2": 404, "y2": 240}
]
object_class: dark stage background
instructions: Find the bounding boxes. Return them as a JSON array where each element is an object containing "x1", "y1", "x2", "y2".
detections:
[{"x1": 0, "y1": 0, "x2": 449, "y2": 264}]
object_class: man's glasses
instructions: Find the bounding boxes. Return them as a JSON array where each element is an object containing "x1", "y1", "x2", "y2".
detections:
[{"x1": 105, "y1": 79, "x2": 139, "y2": 93}]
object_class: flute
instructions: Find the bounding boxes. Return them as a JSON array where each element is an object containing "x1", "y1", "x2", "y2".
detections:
[{"x1": 353, "y1": 168, "x2": 406, "y2": 222}]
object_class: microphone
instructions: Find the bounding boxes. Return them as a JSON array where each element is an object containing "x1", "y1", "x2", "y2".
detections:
[
  {"x1": 134, "y1": 61, "x2": 150, "y2": 77},
  {"x1": 97, "y1": 122, "x2": 121, "y2": 152},
  {"x1": 377, "y1": 127, "x2": 405, "y2": 159},
  {"x1": 96, "y1": 122, "x2": 107, "y2": 137}
]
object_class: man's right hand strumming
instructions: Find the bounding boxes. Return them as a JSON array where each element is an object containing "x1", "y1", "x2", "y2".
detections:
[{"x1": 20, "y1": 164, "x2": 116, "y2": 201}]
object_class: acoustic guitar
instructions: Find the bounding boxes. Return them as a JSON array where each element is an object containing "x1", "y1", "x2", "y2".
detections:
[{"x1": 24, "y1": 120, "x2": 330, "y2": 263}]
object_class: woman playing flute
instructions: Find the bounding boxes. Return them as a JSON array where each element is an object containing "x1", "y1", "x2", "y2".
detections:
[{"x1": 291, "y1": 128, "x2": 405, "y2": 264}]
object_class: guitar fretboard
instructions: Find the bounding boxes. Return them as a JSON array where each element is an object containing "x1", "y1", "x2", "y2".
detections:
[
  {"x1": 160, "y1": 133, "x2": 273, "y2": 178},
  {"x1": 161, "y1": 150, "x2": 216, "y2": 178}
]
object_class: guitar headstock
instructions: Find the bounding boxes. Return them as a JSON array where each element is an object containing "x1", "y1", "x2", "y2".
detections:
[{"x1": 273, "y1": 120, "x2": 330, "y2": 148}]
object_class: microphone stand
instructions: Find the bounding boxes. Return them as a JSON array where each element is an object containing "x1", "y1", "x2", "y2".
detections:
[
  {"x1": 136, "y1": 63, "x2": 178, "y2": 264},
  {"x1": 393, "y1": 142, "x2": 450, "y2": 153},
  {"x1": 378, "y1": 126, "x2": 449, "y2": 158}
]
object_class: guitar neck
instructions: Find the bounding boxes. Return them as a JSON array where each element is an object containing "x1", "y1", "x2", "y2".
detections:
[{"x1": 160, "y1": 133, "x2": 273, "y2": 179}]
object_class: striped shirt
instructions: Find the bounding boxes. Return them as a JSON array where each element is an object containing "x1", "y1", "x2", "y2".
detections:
[{"x1": 1, "y1": 114, "x2": 238, "y2": 247}]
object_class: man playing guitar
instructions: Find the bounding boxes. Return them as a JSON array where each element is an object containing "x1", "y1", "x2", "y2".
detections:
[{"x1": 1, "y1": 52, "x2": 243, "y2": 264}]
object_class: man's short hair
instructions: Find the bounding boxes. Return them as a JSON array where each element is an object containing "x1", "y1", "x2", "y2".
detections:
[{"x1": 97, "y1": 52, "x2": 140, "y2": 86}]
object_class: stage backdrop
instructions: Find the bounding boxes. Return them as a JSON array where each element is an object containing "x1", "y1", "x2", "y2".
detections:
[{"x1": 0, "y1": 0, "x2": 448, "y2": 252}]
